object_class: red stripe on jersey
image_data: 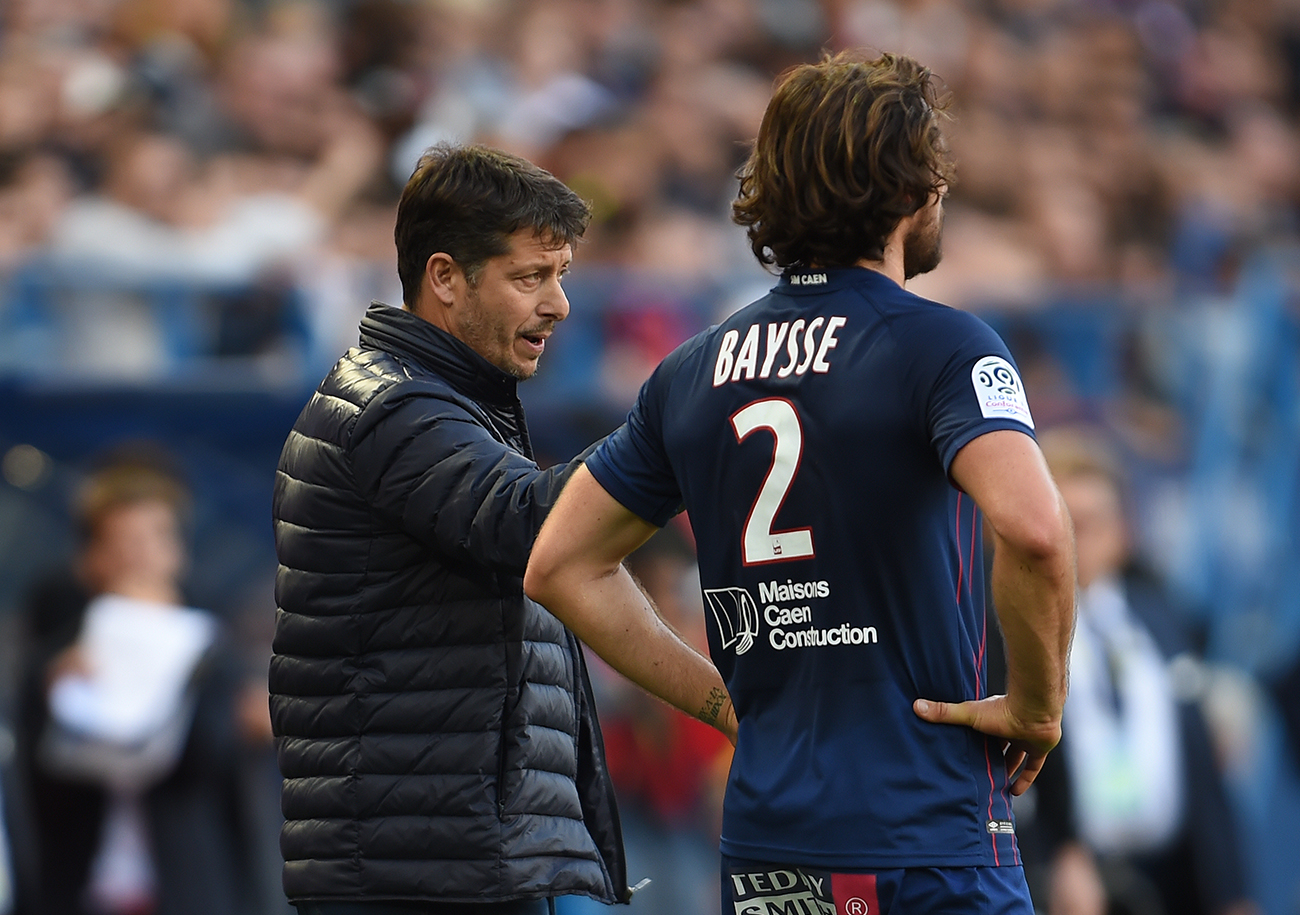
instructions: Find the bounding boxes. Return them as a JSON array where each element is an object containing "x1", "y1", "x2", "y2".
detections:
[
  {"x1": 967, "y1": 505, "x2": 978, "y2": 601},
  {"x1": 985, "y1": 741, "x2": 1001, "y2": 866},
  {"x1": 954, "y1": 492, "x2": 965, "y2": 605}
]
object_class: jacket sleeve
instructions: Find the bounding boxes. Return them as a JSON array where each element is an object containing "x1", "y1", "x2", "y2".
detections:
[{"x1": 348, "y1": 383, "x2": 593, "y2": 576}]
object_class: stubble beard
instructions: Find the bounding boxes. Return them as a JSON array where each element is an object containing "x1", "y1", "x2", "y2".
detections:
[
  {"x1": 903, "y1": 208, "x2": 943, "y2": 280},
  {"x1": 458, "y1": 283, "x2": 537, "y2": 381}
]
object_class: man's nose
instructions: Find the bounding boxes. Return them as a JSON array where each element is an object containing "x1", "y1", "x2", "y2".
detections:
[{"x1": 540, "y1": 278, "x2": 570, "y2": 322}]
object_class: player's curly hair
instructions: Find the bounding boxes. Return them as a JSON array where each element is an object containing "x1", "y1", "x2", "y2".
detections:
[{"x1": 732, "y1": 51, "x2": 954, "y2": 271}]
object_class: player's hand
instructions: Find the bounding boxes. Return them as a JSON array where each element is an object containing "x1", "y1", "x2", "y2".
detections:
[{"x1": 912, "y1": 694, "x2": 1061, "y2": 795}]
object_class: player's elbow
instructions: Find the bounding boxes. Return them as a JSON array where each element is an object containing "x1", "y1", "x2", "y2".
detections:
[
  {"x1": 996, "y1": 493, "x2": 1074, "y2": 567},
  {"x1": 523, "y1": 549, "x2": 562, "y2": 606}
]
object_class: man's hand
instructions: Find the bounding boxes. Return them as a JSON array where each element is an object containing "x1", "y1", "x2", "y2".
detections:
[{"x1": 913, "y1": 694, "x2": 1061, "y2": 795}]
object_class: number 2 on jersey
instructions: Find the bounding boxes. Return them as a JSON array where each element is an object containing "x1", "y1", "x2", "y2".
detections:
[{"x1": 731, "y1": 398, "x2": 815, "y2": 565}]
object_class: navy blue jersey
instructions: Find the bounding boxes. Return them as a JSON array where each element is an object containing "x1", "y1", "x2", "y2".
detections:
[{"x1": 585, "y1": 267, "x2": 1037, "y2": 869}]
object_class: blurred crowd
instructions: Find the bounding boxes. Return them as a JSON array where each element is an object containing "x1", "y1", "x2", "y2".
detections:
[
  {"x1": 1, "y1": 0, "x2": 1299, "y2": 368},
  {"x1": 3, "y1": 0, "x2": 1300, "y2": 914}
]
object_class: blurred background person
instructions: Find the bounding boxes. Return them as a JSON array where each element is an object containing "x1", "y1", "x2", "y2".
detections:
[
  {"x1": 1023, "y1": 427, "x2": 1256, "y2": 915},
  {"x1": 14, "y1": 447, "x2": 281, "y2": 915}
]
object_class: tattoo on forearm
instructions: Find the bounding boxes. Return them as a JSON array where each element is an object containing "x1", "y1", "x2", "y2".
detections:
[{"x1": 699, "y1": 687, "x2": 727, "y2": 725}]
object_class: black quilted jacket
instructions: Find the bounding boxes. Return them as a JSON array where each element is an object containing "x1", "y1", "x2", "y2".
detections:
[{"x1": 270, "y1": 302, "x2": 628, "y2": 906}]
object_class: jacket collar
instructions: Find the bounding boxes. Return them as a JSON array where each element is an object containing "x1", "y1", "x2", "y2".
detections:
[{"x1": 359, "y1": 301, "x2": 519, "y2": 406}]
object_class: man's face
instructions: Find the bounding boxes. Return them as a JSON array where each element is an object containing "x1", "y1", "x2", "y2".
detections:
[
  {"x1": 903, "y1": 187, "x2": 945, "y2": 280},
  {"x1": 83, "y1": 498, "x2": 185, "y2": 596},
  {"x1": 450, "y1": 229, "x2": 572, "y2": 380},
  {"x1": 1058, "y1": 474, "x2": 1128, "y2": 589}
]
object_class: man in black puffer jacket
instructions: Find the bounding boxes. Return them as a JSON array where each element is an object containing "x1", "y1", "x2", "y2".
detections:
[{"x1": 271, "y1": 144, "x2": 666, "y2": 915}]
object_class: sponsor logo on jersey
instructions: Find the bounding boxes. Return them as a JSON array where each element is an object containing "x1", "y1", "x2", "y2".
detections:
[
  {"x1": 727, "y1": 865, "x2": 879, "y2": 915},
  {"x1": 728, "y1": 866, "x2": 833, "y2": 915},
  {"x1": 769, "y1": 622, "x2": 878, "y2": 650},
  {"x1": 788, "y1": 272, "x2": 828, "y2": 285},
  {"x1": 704, "y1": 581, "x2": 878, "y2": 654},
  {"x1": 759, "y1": 578, "x2": 830, "y2": 602},
  {"x1": 970, "y1": 355, "x2": 1035, "y2": 429},
  {"x1": 986, "y1": 819, "x2": 1016, "y2": 834},
  {"x1": 705, "y1": 587, "x2": 760, "y2": 655}
]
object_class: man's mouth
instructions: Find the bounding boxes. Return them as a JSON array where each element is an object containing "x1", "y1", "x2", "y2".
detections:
[{"x1": 520, "y1": 328, "x2": 550, "y2": 352}]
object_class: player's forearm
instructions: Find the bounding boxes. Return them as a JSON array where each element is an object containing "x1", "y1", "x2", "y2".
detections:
[
  {"x1": 528, "y1": 562, "x2": 736, "y2": 739},
  {"x1": 990, "y1": 507, "x2": 1076, "y2": 726}
]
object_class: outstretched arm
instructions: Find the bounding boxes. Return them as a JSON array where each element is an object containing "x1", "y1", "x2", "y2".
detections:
[
  {"x1": 525, "y1": 465, "x2": 737, "y2": 743},
  {"x1": 915, "y1": 429, "x2": 1076, "y2": 794}
]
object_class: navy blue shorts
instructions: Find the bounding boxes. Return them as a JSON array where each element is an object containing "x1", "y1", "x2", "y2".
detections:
[{"x1": 722, "y1": 856, "x2": 1034, "y2": 915}]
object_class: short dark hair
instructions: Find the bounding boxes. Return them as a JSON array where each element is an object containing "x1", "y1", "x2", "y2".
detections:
[
  {"x1": 394, "y1": 144, "x2": 591, "y2": 305},
  {"x1": 732, "y1": 51, "x2": 955, "y2": 270}
]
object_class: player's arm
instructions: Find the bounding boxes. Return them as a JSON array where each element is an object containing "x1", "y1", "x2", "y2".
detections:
[
  {"x1": 915, "y1": 428, "x2": 1076, "y2": 794},
  {"x1": 524, "y1": 465, "x2": 738, "y2": 744}
]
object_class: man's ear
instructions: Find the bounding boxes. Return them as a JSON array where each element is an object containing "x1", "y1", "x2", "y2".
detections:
[{"x1": 425, "y1": 252, "x2": 460, "y2": 306}]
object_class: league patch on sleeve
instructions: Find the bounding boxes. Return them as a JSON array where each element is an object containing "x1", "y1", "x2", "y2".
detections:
[{"x1": 970, "y1": 356, "x2": 1034, "y2": 429}]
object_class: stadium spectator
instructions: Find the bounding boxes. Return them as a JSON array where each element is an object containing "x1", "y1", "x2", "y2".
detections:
[
  {"x1": 16, "y1": 449, "x2": 272, "y2": 915},
  {"x1": 0, "y1": 150, "x2": 73, "y2": 269},
  {"x1": 1030, "y1": 426, "x2": 1256, "y2": 915},
  {"x1": 47, "y1": 111, "x2": 379, "y2": 286}
]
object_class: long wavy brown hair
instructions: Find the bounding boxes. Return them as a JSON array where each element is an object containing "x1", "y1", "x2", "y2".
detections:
[{"x1": 732, "y1": 51, "x2": 954, "y2": 270}]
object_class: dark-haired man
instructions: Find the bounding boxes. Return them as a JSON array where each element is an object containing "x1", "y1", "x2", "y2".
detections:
[
  {"x1": 526, "y1": 53, "x2": 1077, "y2": 914},
  {"x1": 270, "y1": 144, "x2": 731, "y2": 915}
]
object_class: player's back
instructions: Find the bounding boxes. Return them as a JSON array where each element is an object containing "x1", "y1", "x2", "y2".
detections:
[{"x1": 594, "y1": 266, "x2": 1034, "y2": 868}]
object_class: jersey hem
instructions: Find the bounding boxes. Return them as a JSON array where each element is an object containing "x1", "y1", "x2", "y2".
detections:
[{"x1": 718, "y1": 838, "x2": 1005, "y2": 869}]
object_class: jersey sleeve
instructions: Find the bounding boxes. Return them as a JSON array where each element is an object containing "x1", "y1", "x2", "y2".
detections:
[
  {"x1": 584, "y1": 353, "x2": 686, "y2": 528},
  {"x1": 918, "y1": 309, "x2": 1037, "y2": 474}
]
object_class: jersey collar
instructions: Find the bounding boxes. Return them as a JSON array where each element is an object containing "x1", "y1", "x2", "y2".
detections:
[{"x1": 777, "y1": 266, "x2": 902, "y2": 294}]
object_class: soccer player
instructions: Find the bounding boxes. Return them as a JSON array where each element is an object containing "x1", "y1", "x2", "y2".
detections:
[{"x1": 525, "y1": 52, "x2": 1076, "y2": 914}]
